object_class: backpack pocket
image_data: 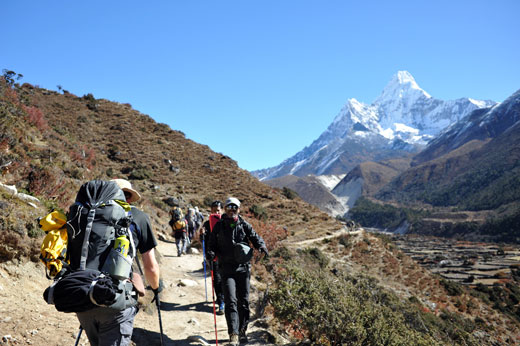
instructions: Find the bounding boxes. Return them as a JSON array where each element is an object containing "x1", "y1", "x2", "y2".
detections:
[
  {"x1": 233, "y1": 243, "x2": 253, "y2": 264},
  {"x1": 101, "y1": 248, "x2": 133, "y2": 280}
]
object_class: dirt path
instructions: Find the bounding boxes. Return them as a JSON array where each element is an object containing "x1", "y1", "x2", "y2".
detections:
[
  {"x1": 288, "y1": 226, "x2": 361, "y2": 247},
  {"x1": 0, "y1": 238, "x2": 270, "y2": 346}
]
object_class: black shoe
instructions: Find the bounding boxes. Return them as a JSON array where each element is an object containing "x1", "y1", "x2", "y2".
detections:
[{"x1": 239, "y1": 330, "x2": 248, "y2": 343}]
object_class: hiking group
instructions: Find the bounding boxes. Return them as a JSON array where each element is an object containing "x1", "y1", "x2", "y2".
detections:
[
  {"x1": 169, "y1": 204, "x2": 204, "y2": 257},
  {"x1": 39, "y1": 178, "x2": 268, "y2": 346}
]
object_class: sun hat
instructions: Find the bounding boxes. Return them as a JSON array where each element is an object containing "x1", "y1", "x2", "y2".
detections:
[
  {"x1": 225, "y1": 197, "x2": 241, "y2": 208},
  {"x1": 110, "y1": 179, "x2": 141, "y2": 203}
]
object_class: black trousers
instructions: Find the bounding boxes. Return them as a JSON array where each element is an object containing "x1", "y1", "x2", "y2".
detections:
[
  {"x1": 222, "y1": 267, "x2": 251, "y2": 335},
  {"x1": 212, "y1": 260, "x2": 224, "y2": 305}
]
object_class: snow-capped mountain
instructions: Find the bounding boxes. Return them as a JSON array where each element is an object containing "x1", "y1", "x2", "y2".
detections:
[
  {"x1": 253, "y1": 71, "x2": 495, "y2": 180},
  {"x1": 413, "y1": 88, "x2": 520, "y2": 165}
]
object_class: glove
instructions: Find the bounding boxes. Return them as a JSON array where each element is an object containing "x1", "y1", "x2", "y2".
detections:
[
  {"x1": 207, "y1": 251, "x2": 215, "y2": 261},
  {"x1": 259, "y1": 246, "x2": 269, "y2": 258}
]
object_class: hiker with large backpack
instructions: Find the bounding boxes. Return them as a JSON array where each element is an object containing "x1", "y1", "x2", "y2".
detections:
[
  {"x1": 186, "y1": 207, "x2": 197, "y2": 243},
  {"x1": 169, "y1": 206, "x2": 187, "y2": 256},
  {"x1": 201, "y1": 200, "x2": 225, "y2": 315},
  {"x1": 43, "y1": 179, "x2": 162, "y2": 346},
  {"x1": 207, "y1": 197, "x2": 268, "y2": 346}
]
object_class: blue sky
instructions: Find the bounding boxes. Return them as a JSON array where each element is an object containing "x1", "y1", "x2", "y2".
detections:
[{"x1": 2, "y1": 1, "x2": 519, "y2": 171}]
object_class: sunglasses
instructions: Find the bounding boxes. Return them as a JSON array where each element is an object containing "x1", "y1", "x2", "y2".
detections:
[{"x1": 226, "y1": 204, "x2": 239, "y2": 211}]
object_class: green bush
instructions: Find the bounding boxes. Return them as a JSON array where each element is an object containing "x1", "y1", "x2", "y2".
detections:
[
  {"x1": 282, "y1": 186, "x2": 298, "y2": 200},
  {"x1": 271, "y1": 246, "x2": 292, "y2": 261},
  {"x1": 440, "y1": 279, "x2": 464, "y2": 296},
  {"x1": 128, "y1": 168, "x2": 152, "y2": 180},
  {"x1": 303, "y1": 247, "x2": 329, "y2": 269},
  {"x1": 271, "y1": 263, "x2": 441, "y2": 345},
  {"x1": 249, "y1": 204, "x2": 268, "y2": 221}
]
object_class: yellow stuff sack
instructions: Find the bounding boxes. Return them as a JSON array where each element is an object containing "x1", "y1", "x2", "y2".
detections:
[{"x1": 39, "y1": 211, "x2": 68, "y2": 278}]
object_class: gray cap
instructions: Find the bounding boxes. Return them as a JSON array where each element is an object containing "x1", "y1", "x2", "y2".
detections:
[{"x1": 225, "y1": 197, "x2": 241, "y2": 208}]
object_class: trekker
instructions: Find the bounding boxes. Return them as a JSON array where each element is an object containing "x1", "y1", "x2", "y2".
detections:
[
  {"x1": 76, "y1": 179, "x2": 162, "y2": 346},
  {"x1": 186, "y1": 208, "x2": 197, "y2": 242},
  {"x1": 201, "y1": 200, "x2": 225, "y2": 315},
  {"x1": 170, "y1": 206, "x2": 187, "y2": 257},
  {"x1": 194, "y1": 206, "x2": 204, "y2": 232},
  {"x1": 207, "y1": 197, "x2": 268, "y2": 345}
]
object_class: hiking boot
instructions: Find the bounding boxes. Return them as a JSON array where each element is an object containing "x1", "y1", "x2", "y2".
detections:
[
  {"x1": 239, "y1": 330, "x2": 248, "y2": 343},
  {"x1": 229, "y1": 333, "x2": 239, "y2": 345},
  {"x1": 217, "y1": 302, "x2": 225, "y2": 315}
]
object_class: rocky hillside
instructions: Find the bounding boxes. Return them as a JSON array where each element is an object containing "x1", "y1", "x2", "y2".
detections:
[
  {"x1": 0, "y1": 73, "x2": 342, "y2": 263},
  {"x1": 263, "y1": 174, "x2": 348, "y2": 217}
]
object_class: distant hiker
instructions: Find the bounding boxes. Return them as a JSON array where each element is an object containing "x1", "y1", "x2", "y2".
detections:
[
  {"x1": 186, "y1": 207, "x2": 197, "y2": 243},
  {"x1": 207, "y1": 197, "x2": 268, "y2": 345},
  {"x1": 201, "y1": 200, "x2": 225, "y2": 315},
  {"x1": 194, "y1": 206, "x2": 204, "y2": 232},
  {"x1": 52, "y1": 179, "x2": 162, "y2": 346},
  {"x1": 169, "y1": 206, "x2": 187, "y2": 256}
]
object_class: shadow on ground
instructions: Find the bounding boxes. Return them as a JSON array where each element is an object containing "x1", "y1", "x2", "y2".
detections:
[
  {"x1": 159, "y1": 300, "x2": 214, "y2": 314},
  {"x1": 132, "y1": 327, "x2": 220, "y2": 346}
]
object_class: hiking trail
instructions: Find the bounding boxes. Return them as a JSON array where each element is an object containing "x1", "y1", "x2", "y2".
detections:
[{"x1": 0, "y1": 238, "x2": 271, "y2": 346}]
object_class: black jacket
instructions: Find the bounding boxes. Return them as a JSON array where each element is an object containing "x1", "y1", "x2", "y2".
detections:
[{"x1": 208, "y1": 215, "x2": 266, "y2": 266}]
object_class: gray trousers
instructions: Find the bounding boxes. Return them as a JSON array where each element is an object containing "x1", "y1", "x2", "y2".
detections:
[
  {"x1": 175, "y1": 233, "x2": 187, "y2": 256},
  {"x1": 76, "y1": 306, "x2": 137, "y2": 346}
]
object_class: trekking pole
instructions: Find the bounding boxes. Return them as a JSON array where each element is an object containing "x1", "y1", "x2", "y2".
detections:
[
  {"x1": 74, "y1": 326, "x2": 83, "y2": 346},
  {"x1": 210, "y1": 265, "x2": 219, "y2": 346},
  {"x1": 202, "y1": 237, "x2": 208, "y2": 302},
  {"x1": 154, "y1": 292, "x2": 165, "y2": 346}
]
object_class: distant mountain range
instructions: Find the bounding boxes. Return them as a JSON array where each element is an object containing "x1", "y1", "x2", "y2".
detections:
[
  {"x1": 253, "y1": 71, "x2": 495, "y2": 180},
  {"x1": 378, "y1": 89, "x2": 520, "y2": 212},
  {"x1": 259, "y1": 71, "x2": 520, "y2": 242}
]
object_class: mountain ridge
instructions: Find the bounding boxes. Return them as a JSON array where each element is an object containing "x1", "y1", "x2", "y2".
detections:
[{"x1": 253, "y1": 71, "x2": 495, "y2": 180}]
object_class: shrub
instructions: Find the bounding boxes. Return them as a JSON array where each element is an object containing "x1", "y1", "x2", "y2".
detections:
[
  {"x1": 282, "y1": 187, "x2": 298, "y2": 200},
  {"x1": 249, "y1": 204, "x2": 268, "y2": 221},
  {"x1": 441, "y1": 279, "x2": 464, "y2": 296},
  {"x1": 271, "y1": 263, "x2": 439, "y2": 345},
  {"x1": 271, "y1": 246, "x2": 292, "y2": 261},
  {"x1": 22, "y1": 105, "x2": 48, "y2": 131},
  {"x1": 303, "y1": 247, "x2": 329, "y2": 269},
  {"x1": 128, "y1": 167, "x2": 152, "y2": 180}
]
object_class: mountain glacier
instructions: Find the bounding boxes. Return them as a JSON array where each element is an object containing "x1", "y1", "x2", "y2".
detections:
[{"x1": 253, "y1": 71, "x2": 495, "y2": 180}]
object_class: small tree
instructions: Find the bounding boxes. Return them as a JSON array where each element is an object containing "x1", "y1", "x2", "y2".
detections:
[{"x1": 2, "y1": 69, "x2": 23, "y2": 87}]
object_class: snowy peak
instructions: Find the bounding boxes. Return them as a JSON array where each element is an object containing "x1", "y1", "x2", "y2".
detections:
[
  {"x1": 252, "y1": 71, "x2": 496, "y2": 181},
  {"x1": 375, "y1": 70, "x2": 431, "y2": 105}
]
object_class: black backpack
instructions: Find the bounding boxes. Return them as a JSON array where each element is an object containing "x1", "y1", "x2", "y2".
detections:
[{"x1": 44, "y1": 180, "x2": 138, "y2": 313}]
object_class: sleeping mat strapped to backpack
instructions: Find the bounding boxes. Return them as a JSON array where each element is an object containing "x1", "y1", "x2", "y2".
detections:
[{"x1": 43, "y1": 180, "x2": 138, "y2": 313}]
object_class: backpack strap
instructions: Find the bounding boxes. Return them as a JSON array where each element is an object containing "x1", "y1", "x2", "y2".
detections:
[{"x1": 79, "y1": 207, "x2": 97, "y2": 270}]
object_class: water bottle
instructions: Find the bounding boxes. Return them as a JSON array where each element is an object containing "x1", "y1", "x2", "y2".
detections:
[
  {"x1": 102, "y1": 232, "x2": 132, "y2": 280},
  {"x1": 114, "y1": 235, "x2": 129, "y2": 257}
]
